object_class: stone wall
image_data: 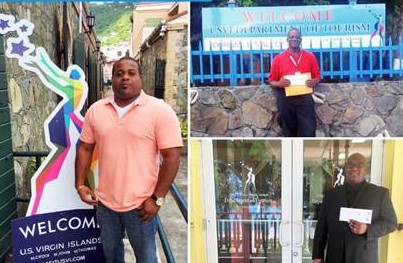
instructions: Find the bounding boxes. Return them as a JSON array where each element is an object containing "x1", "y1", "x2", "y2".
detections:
[
  {"x1": 191, "y1": 81, "x2": 403, "y2": 137},
  {"x1": 2, "y1": 3, "x2": 62, "y2": 152},
  {"x1": 1, "y1": 3, "x2": 91, "y2": 210},
  {"x1": 139, "y1": 23, "x2": 188, "y2": 121},
  {"x1": 164, "y1": 23, "x2": 188, "y2": 119},
  {"x1": 140, "y1": 35, "x2": 167, "y2": 96}
]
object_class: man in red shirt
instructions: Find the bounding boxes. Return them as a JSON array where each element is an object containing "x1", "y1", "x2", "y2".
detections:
[{"x1": 269, "y1": 28, "x2": 320, "y2": 137}]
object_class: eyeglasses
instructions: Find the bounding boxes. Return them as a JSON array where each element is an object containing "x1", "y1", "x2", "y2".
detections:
[{"x1": 345, "y1": 163, "x2": 366, "y2": 169}]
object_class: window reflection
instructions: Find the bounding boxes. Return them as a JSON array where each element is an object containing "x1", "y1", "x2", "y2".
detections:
[
  {"x1": 211, "y1": 139, "x2": 373, "y2": 263},
  {"x1": 213, "y1": 140, "x2": 282, "y2": 261},
  {"x1": 302, "y1": 140, "x2": 372, "y2": 262}
]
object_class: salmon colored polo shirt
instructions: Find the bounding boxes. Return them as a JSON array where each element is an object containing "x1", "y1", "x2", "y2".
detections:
[
  {"x1": 269, "y1": 49, "x2": 320, "y2": 82},
  {"x1": 79, "y1": 90, "x2": 183, "y2": 212}
]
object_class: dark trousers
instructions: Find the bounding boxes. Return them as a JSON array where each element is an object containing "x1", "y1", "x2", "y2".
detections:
[{"x1": 274, "y1": 89, "x2": 316, "y2": 137}]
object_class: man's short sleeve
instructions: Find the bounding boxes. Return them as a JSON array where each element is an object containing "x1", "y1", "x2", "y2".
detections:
[
  {"x1": 269, "y1": 56, "x2": 280, "y2": 82},
  {"x1": 79, "y1": 106, "x2": 95, "y2": 144},
  {"x1": 155, "y1": 102, "x2": 183, "y2": 150}
]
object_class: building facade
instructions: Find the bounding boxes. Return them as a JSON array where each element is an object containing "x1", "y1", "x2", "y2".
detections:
[
  {"x1": 190, "y1": 139, "x2": 403, "y2": 263},
  {"x1": 131, "y1": 2, "x2": 188, "y2": 122}
]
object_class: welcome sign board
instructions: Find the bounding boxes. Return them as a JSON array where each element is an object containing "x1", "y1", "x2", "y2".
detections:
[
  {"x1": 202, "y1": 4, "x2": 385, "y2": 50},
  {"x1": 12, "y1": 210, "x2": 105, "y2": 263},
  {"x1": 0, "y1": 12, "x2": 104, "y2": 263}
]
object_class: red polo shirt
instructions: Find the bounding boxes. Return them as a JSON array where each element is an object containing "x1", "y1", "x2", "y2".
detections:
[{"x1": 269, "y1": 49, "x2": 320, "y2": 82}]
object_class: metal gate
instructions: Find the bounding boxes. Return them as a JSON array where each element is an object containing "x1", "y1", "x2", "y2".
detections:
[
  {"x1": 0, "y1": 35, "x2": 18, "y2": 260},
  {"x1": 154, "y1": 58, "x2": 166, "y2": 99}
]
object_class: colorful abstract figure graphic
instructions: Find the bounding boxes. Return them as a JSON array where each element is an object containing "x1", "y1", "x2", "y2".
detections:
[
  {"x1": 0, "y1": 13, "x2": 97, "y2": 216},
  {"x1": 366, "y1": 6, "x2": 385, "y2": 46}
]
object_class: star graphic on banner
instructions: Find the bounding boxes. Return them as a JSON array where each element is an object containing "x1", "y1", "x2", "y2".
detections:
[
  {"x1": 19, "y1": 24, "x2": 29, "y2": 33},
  {"x1": 10, "y1": 40, "x2": 30, "y2": 57},
  {"x1": 15, "y1": 19, "x2": 34, "y2": 36},
  {"x1": 0, "y1": 19, "x2": 10, "y2": 30},
  {"x1": 5, "y1": 37, "x2": 35, "y2": 59}
]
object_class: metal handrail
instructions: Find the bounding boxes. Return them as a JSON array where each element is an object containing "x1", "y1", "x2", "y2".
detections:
[
  {"x1": 13, "y1": 151, "x2": 49, "y2": 157},
  {"x1": 13, "y1": 151, "x2": 49, "y2": 175},
  {"x1": 170, "y1": 183, "x2": 188, "y2": 223},
  {"x1": 156, "y1": 183, "x2": 188, "y2": 263},
  {"x1": 12, "y1": 151, "x2": 188, "y2": 263},
  {"x1": 157, "y1": 215, "x2": 176, "y2": 263}
]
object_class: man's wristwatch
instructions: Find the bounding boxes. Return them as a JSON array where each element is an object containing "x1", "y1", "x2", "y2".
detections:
[{"x1": 151, "y1": 194, "x2": 165, "y2": 207}]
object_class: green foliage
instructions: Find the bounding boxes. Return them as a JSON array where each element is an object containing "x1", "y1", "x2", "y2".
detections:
[
  {"x1": 102, "y1": 12, "x2": 132, "y2": 46},
  {"x1": 236, "y1": 0, "x2": 255, "y2": 7},
  {"x1": 321, "y1": 158, "x2": 333, "y2": 176},
  {"x1": 28, "y1": 157, "x2": 45, "y2": 176},
  {"x1": 89, "y1": 3, "x2": 133, "y2": 47},
  {"x1": 249, "y1": 141, "x2": 268, "y2": 167},
  {"x1": 28, "y1": 157, "x2": 38, "y2": 176},
  {"x1": 387, "y1": 0, "x2": 403, "y2": 43},
  {"x1": 180, "y1": 120, "x2": 188, "y2": 138},
  {"x1": 214, "y1": 161, "x2": 243, "y2": 213}
]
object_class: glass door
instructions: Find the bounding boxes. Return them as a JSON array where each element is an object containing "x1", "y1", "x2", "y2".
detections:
[
  {"x1": 212, "y1": 140, "x2": 283, "y2": 263},
  {"x1": 299, "y1": 139, "x2": 378, "y2": 262},
  {"x1": 201, "y1": 139, "x2": 381, "y2": 263}
]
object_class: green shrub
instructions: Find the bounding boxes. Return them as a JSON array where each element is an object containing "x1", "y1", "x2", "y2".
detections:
[{"x1": 181, "y1": 120, "x2": 188, "y2": 138}]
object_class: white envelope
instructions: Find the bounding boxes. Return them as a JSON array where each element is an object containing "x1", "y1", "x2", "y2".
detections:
[
  {"x1": 284, "y1": 73, "x2": 310, "y2": 86},
  {"x1": 339, "y1": 207, "x2": 373, "y2": 224}
]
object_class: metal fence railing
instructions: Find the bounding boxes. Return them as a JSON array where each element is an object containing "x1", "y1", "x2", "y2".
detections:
[
  {"x1": 217, "y1": 212, "x2": 318, "y2": 262},
  {"x1": 191, "y1": 38, "x2": 403, "y2": 86},
  {"x1": 217, "y1": 213, "x2": 282, "y2": 259}
]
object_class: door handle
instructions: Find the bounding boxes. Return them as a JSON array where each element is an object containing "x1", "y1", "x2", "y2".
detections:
[
  {"x1": 294, "y1": 221, "x2": 304, "y2": 247},
  {"x1": 279, "y1": 220, "x2": 291, "y2": 247}
]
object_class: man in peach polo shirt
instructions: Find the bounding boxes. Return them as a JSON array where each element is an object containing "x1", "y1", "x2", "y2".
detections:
[{"x1": 75, "y1": 56, "x2": 183, "y2": 263}]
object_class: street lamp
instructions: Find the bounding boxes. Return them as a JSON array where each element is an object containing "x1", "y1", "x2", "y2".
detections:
[
  {"x1": 159, "y1": 20, "x2": 167, "y2": 37},
  {"x1": 84, "y1": 13, "x2": 95, "y2": 34}
]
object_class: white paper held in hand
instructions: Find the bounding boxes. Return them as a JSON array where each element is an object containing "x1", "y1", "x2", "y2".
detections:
[
  {"x1": 339, "y1": 207, "x2": 373, "y2": 224},
  {"x1": 284, "y1": 73, "x2": 310, "y2": 86}
]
